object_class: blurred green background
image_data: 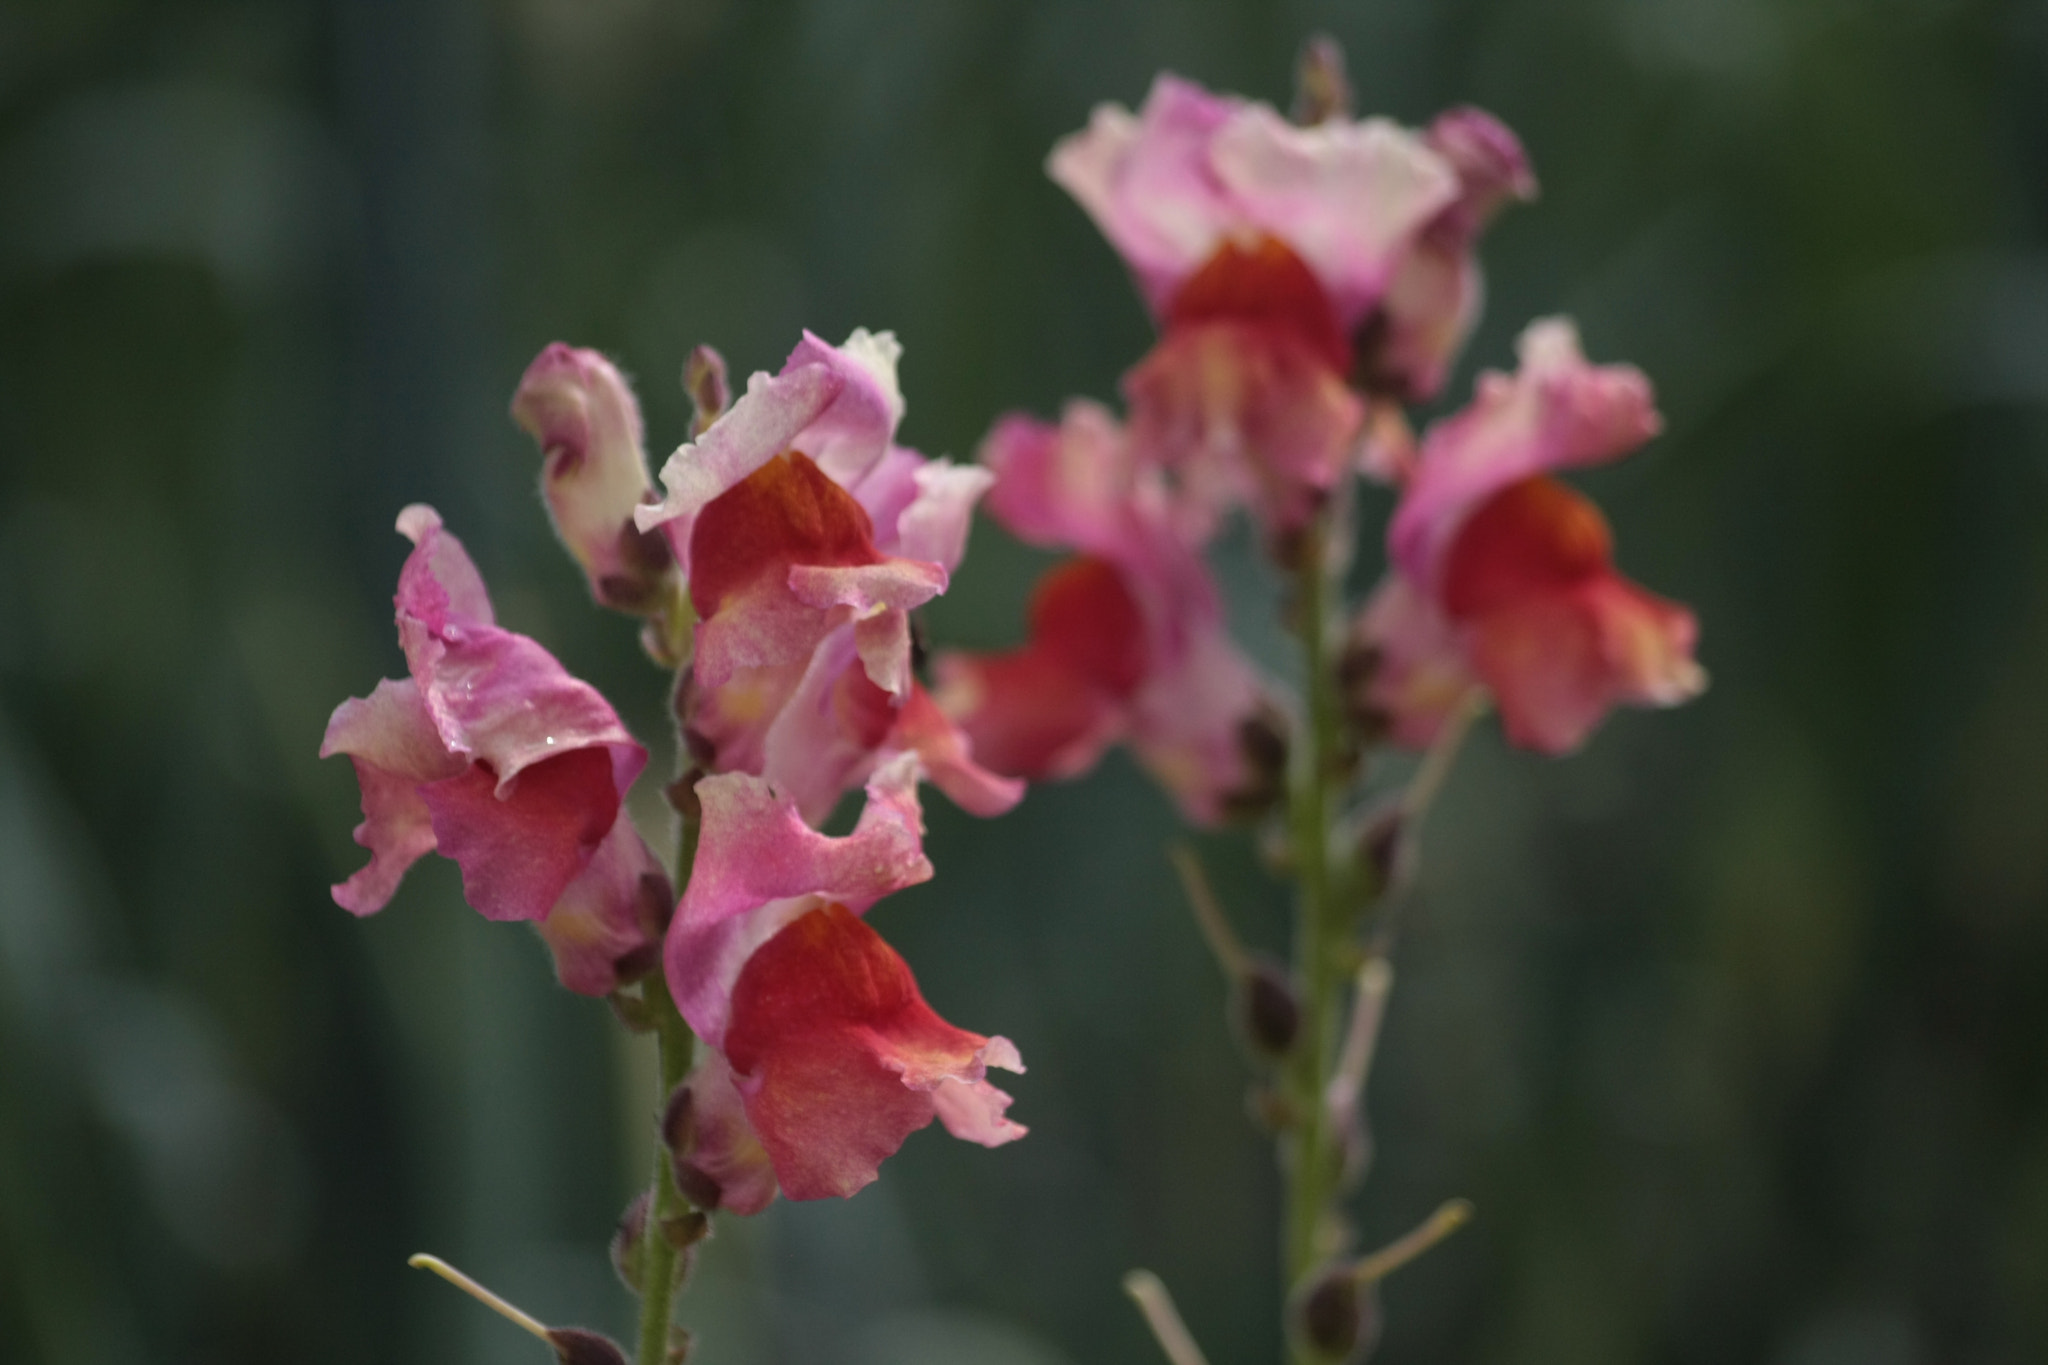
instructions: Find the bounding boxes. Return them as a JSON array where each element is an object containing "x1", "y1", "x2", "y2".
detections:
[{"x1": 4, "y1": 0, "x2": 2046, "y2": 1362}]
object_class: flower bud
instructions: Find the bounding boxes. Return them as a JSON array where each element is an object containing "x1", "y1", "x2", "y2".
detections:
[
  {"x1": 609, "y1": 1189, "x2": 652, "y2": 1293},
  {"x1": 1291, "y1": 34, "x2": 1353, "y2": 126},
  {"x1": 1234, "y1": 959, "x2": 1302, "y2": 1059},
  {"x1": 1222, "y1": 706, "x2": 1290, "y2": 822},
  {"x1": 1291, "y1": 1267, "x2": 1382, "y2": 1364},
  {"x1": 512, "y1": 344, "x2": 679, "y2": 618},
  {"x1": 1355, "y1": 804, "x2": 1405, "y2": 895},
  {"x1": 684, "y1": 345, "x2": 731, "y2": 436},
  {"x1": 1337, "y1": 638, "x2": 1391, "y2": 745},
  {"x1": 546, "y1": 1327, "x2": 631, "y2": 1365}
]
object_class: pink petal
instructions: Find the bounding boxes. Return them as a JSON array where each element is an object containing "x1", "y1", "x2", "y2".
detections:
[
  {"x1": 634, "y1": 362, "x2": 846, "y2": 559},
  {"x1": 320, "y1": 677, "x2": 465, "y2": 915},
  {"x1": 780, "y1": 328, "x2": 907, "y2": 487},
  {"x1": 888, "y1": 685, "x2": 1026, "y2": 818},
  {"x1": 1389, "y1": 318, "x2": 1663, "y2": 587},
  {"x1": 979, "y1": 401, "x2": 1141, "y2": 557},
  {"x1": 890, "y1": 458, "x2": 995, "y2": 574},
  {"x1": 665, "y1": 753, "x2": 932, "y2": 1045},
  {"x1": 392, "y1": 508, "x2": 647, "y2": 799},
  {"x1": 419, "y1": 746, "x2": 621, "y2": 923},
  {"x1": 1207, "y1": 103, "x2": 1459, "y2": 328},
  {"x1": 394, "y1": 504, "x2": 492, "y2": 630},
  {"x1": 1047, "y1": 74, "x2": 1244, "y2": 313},
  {"x1": 928, "y1": 1036, "x2": 1029, "y2": 1147}
]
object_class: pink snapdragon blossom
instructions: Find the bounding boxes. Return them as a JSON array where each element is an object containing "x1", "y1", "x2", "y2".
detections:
[
  {"x1": 1355, "y1": 320, "x2": 1705, "y2": 752},
  {"x1": 666, "y1": 756, "x2": 1025, "y2": 1210},
  {"x1": 320, "y1": 505, "x2": 668, "y2": 995},
  {"x1": 1050, "y1": 74, "x2": 1463, "y2": 535},
  {"x1": 934, "y1": 401, "x2": 1275, "y2": 824},
  {"x1": 512, "y1": 344, "x2": 679, "y2": 618},
  {"x1": 635, "y1": 329, "x2": 1021, "y2": 823}
]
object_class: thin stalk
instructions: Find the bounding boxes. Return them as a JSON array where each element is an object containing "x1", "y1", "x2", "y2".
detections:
[
  {"x1": 634, "y1": 805, "x2": 702, "y2": 1365},
  {"x1": 1124, "y1": 1270, "x2": 1214, "y2": 1365},
  {"x1": 1281, "y1": 500, "x2": 1349, "y2": 1304},
  {"x1": 1348, "y1": 1198, "x2": 1473, "y2": 1283}
]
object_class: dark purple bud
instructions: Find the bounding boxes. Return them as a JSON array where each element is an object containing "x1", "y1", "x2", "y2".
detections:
[
  {"x1": 1235, "y1": 960, "x2": 1302, "y2": 1059},
  {"x1": 1292, "y1": 1268, "x2": 1381, "y2": 1363},
  {"x1": 546, "y1": 1327, "x2": 631, "y2": 1365}
]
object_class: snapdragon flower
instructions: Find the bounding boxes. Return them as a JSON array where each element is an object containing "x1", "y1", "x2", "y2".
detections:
[
  {"x1": 935, "y1": 401, "x2": 1277, "y2": 824},
  {"x1": 321, "y1": 505, "x2": 668, "y2": 996},
  {"x1": 1355, "y1": 319, "x2": 1706, "y2": 751},
  {"x1": 1051, "y1": 74, "x2": 1523, "y2": 539},
  {"x1": 628, "y1": 329, "x2": 1020, "y2": 822},
  {"x1": 665, "y1": 756, "x2": 1025, "y2": 1210}
]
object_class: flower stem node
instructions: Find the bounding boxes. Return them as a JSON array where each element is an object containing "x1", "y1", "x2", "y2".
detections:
[
  {"x1": 1247, "y1": 1083, "x2": 1300, "y2": 1132},
  {"x1": 1291, "y1": 1266, "x2": 1381, "y2": 1364}
]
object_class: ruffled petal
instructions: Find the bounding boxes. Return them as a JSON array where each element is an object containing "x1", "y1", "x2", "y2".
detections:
[
  {"x1": 979, "y1": 401, "x2": 1139, "y2": 556},
  {"x1": 1207, "y1": 103, "x2": 1459, "y2": 328},
  {"x1": 1047, "y1": 75, "x2": 1244, "y2": 313},
  {"x1": 634, "y1": 362, "x2": 846, "y2": 557},
  {"x1": 511, "y1": 344, "x2": 675, "y2": 612},
  {"x1": 393, "y1": 506, "x2": 647, "y2": 798},
  {"x1": 665, "y1": 754, "x2": 931, "y2": 1045},
  {"x1": 780, "y1": 328, "x2": 907, "y2": 487},
  {"x1": 723, "y1": 903, "x2": 1024, "y2": 1202},
  {"x1": 933, "y1": 556, "x2": 1152, "y2": 783},
  {"x1": 320, "y1": 677, "x2": 466, "y2": 915},
  {"x1": 890, "y1": 458, "x2": 995, "y2": 574},
  {"x1": 1445, "y1": 477, "x2": 1704, "y2": 752},
  {"x1": 888, "y1": 684, "x2": 1026, "y2": 818},
  {"x1": 1389, "y1": 318, "x2": 1662, "y2": 586}
]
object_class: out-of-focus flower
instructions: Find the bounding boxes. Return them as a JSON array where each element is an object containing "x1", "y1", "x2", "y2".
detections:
[
  {"x1": 1355, "y1": 320, "x2": 1705, "y2": 752},
  {"x1": 1051, "y1": 74, "x2": 1463, "y2": 536},
  {"x1": 665, "y1": 756, "x2": 1024, "y2": 1208},
  {"x1": 1357, "y1": 108, "x2": 1536, "y2": 407},
  {"x1": 321, "y1": 505, "x2": 667, "y2": 995},
  {"x1": 935, "y1": 402, "x2": 1277, "y2": 824},
  {"x1": 636, "y1": 329, "x2": 1020, "y2": 823},
  {"x1": 512, "y1": 344, "x2": 680, "y2": 620}
]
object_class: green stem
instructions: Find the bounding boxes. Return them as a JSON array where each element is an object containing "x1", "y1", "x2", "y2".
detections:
[
  {"x1": 1281, "y1": 502, "x2": 1349, "y2": 1303},
  {"x1": 635, "y1": 803, "x2": 702, "y2": 1365}
]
